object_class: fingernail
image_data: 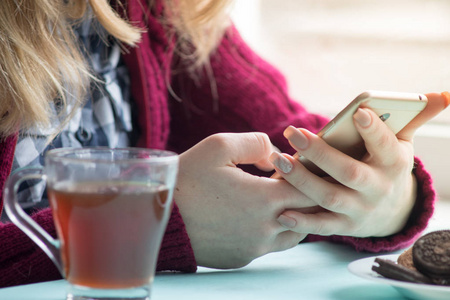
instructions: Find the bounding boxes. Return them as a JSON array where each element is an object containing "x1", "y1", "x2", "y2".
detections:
[
  {"x1": 354, "y1": 108, "x2": 372, "y2": 128},
  {"x1": 441, "y1": 91, "x2": 450, "y2": 108},
  {"x1": 269, "y1": 152, "x2": 293, "y2": 174},
  {"x1": 284, "y1": 126, "x2": 309, "y2": 150},
  {"x1": 277, "y1": 214, "x2": 297, "y2": 229}
]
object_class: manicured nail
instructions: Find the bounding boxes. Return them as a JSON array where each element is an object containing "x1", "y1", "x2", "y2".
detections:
[
  {"x1": 354, "y1": 108, "x2": 372, "y2": 128},
  {"x1": 269, "y1": 152, "x2": 293, "y2": 174},
  {"x1": 277, "y1": 214, "x2": 297, "y2": 229},
  {"x1": 441, "y1": 91, "x2": 450, "y2": 108},
  {"x1": 284, "y1": 126, "x2": 309, "y2": 150}
]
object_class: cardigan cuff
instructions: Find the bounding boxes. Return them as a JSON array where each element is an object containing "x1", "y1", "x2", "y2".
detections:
[
  {"x1": 156, "y1": 202, "x2": 197, "y2": 272},
  {"x1": 0, "y1": 208, "x2": 61, "y2": 288}
]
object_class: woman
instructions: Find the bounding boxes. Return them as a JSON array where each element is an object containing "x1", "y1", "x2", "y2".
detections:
[{"x1": 0, "y1": 0, "x2": 435, "y2": 287}]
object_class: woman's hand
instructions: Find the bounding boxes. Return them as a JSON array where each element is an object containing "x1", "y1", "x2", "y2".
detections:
[
  {"x1": 272, "y1": 107, "x2": 417, "y2": 238},
  {"x1": 175, "y1": 132, "x2": 315, "y2": 269}
]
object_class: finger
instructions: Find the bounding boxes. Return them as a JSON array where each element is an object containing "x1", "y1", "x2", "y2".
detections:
[
  {"x1": 206, "y1": 132, "x2": 273, "y2": 166},
  {"x1": 254, "y1": 160, "x2": 275, "y2": 172},
  {"x1": 269, "y1": 151, "x2": 356, "y2": 213},
  {"x1": 353, "y1": 108, "x2": 404, "y2": 166},
  {"x1": 277, "y1": 210, "x2": 348, "y2": 236},
  {"x1": 231, "y1": 170, "x2": 319, "y2": 214},
  {"x1": 254, "y1": 144, "x2": 280, "y2": 171},
  {"x1": 271, "y1": 150, "x2": 301, "y2": 179},
  {"x1": 271, "y1": 231, "x2": 308, "y2": 252},
  {"x1": 397, "y1": 92, "x2": 450, "y2": 141},
  {"x1": 283, "y1": 126, "x2": 371, "y2": 190},
  {"x1": 263, "y1": 176, "x2": 319, "y2": 211}
]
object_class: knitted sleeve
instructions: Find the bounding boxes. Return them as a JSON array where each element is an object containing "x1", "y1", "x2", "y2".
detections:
[
  {"x1": 156, "y1": 204, "x2": 197, "y2": 272},
  {"x1": 168, "y1": 26, "x2": 437, "y2": 252},
  {"x1": 0, "y1": 209, "x2": 61, "y2": 287},
  {"x1": 0, "y1": 135, "x2": 61, "y2": 287},
  {"x1": 0, "y1": 134, "x2": 195, "y2": 288}
]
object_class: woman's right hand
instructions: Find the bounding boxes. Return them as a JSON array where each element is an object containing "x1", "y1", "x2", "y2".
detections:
[{"x1": 175, "y1": 132, "x2": 315, "y2": 269}]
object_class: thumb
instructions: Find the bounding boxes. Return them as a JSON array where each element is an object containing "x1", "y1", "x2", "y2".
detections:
[
  {"x1": 397, "y1": 92, "x2": 450, "y2": 141},
  {"x1": 209, "y1": 132, "x2": 275, "y2": 170}
]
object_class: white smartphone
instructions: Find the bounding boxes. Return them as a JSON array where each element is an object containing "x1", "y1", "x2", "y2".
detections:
[{"x1": 299, "y1": 90, "x2": 428, "y2": 174}]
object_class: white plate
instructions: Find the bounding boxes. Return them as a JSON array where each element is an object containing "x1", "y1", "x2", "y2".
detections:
[{"x1": 348, "y1": 254, "x2": 450, "y2": 300}]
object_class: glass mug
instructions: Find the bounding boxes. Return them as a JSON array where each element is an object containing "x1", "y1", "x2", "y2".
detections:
[{"x1": 4, "y1": 147, "x2": 179, "y2": 300}]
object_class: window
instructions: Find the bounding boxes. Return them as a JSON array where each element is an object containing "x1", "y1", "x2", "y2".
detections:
[{"x1": 232, "y1": 0, "x2": 450, "y2": 198}]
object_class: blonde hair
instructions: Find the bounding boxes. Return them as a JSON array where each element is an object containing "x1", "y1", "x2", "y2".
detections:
[
  {"x1": 0, "y1": 0, "x2": 231, "y2": 139},
  {"x1": 165, "y1": 0, "x2": 232, "y2": 70}
]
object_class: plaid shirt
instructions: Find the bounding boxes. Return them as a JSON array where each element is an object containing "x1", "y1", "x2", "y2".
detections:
[{"x1": 8, "y1": 16, "x2": 132, "y2": 215}]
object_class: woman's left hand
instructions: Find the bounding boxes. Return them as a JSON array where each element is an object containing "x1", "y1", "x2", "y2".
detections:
[{"x1": 271, "y1": 107, "x2": 417, "y2": 237}]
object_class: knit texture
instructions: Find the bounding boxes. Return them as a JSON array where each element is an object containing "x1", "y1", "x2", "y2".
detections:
[
  {"x1": 0, "y1": 0, "x2": 436, "y2": 287},
  {"x1": 0, "y1": 135, "x2": 17, "y2": 216},
  {"x1": 0, "y1": 209, "x2": 60, "y2": 287}
]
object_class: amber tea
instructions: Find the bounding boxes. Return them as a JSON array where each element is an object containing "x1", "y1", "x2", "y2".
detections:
[{"x1": 48, "y1": 181, "x2": 170, "y2": 289}]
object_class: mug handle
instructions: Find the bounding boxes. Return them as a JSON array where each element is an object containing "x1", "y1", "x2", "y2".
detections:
[{"x1": 3, "y1": 167, "x2": 63, "y2": 276}]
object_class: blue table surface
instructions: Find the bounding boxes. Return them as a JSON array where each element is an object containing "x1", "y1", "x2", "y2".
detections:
[
  {"x1": 2, "y1": 200, "x2": 450, "y2": 300},
  {"x1": 0, "y1": 241, "x2": 404, "y2": 300}
]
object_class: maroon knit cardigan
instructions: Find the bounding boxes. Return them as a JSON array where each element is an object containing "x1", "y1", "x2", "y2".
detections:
[{"x1": 0, "y1": 0, "x2": 435, "y2": 288}]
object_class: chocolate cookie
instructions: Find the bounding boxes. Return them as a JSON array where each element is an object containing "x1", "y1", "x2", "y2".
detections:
[
  {"x1": 412, "y1": 230, "x2": 450, "y2": 280},
  {"x1": 372, "y1": 258, "x2": 432, "y2": 284},
  {"x1": 397, "y1": 247, "x2": 416, "y2": 271}
]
